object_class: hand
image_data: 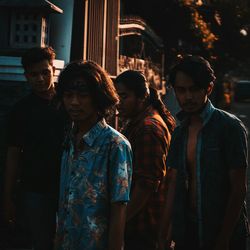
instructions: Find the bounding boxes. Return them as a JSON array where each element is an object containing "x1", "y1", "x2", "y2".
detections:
[
  {"x1": 156, "y1": 239, "x2": 172, "y2": 250},
  {"x1": 2, "y1": 198, "x2": 16, "y2": 227}
]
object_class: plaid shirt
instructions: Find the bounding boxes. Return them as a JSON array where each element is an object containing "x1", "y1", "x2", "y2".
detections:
[{"x1": 123, "y1": 105, "x2": 171, "y2": 244}]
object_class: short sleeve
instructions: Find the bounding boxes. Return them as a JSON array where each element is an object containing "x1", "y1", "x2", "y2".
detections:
[
  {"x1": 109, "y1": 137, "x2": 133, "y2": 203},
  {"x1": 224, "y1": 119, "x2": 248, "y2": 169}
]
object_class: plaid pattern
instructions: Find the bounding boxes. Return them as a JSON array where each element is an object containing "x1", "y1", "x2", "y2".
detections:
[{"x1": 123, "y1": 105, "x2": 171, "y2": 242}]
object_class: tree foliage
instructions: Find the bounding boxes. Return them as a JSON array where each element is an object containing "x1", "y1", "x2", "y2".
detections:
[{"x1": 122, "y1": 0, "x2": 250, "y2": 76}]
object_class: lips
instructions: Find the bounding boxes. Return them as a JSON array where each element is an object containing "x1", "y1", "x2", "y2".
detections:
[
  {"x1": 68, "y1": 110, "x2": 82, "y2": 116},
  {"x1": 183, "y1": 103, "x2": 196, "y2": 108}
]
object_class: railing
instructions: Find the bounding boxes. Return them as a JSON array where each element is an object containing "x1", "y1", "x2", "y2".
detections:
[{"x1": 118, "y1": 55, "x2": 165, "y2": 94}]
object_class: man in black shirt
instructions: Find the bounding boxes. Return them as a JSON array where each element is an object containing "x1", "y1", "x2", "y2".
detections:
[{"x1": 3, "y1": 47, "x2": 65, "y2": 250}]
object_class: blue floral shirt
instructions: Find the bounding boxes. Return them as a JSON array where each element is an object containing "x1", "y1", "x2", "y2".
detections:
[{"x1": 56, "y1": 119, "x2": 132, "y2": 250}]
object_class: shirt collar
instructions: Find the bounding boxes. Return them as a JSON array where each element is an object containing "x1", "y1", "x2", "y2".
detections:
[
  {"x1": 74, "y1": 118, "x2": 107, "y2": 147},
  {"x1": 176, "y1": 99, "x2": 216, "y2": 127},
  {"x1": 82, "y1": 118, "x2": 107, "y2": 146},
  {"x1": 129, "y1": 104, "x2": 154, "y2": 126}
]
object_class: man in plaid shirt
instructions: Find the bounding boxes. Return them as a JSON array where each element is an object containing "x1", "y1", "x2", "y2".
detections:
[{"x1": 114, "y1": 70, "x2": 176, "y2": 250}]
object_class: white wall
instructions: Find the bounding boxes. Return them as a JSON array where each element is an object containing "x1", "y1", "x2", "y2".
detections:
[{"x1": 0, "y1": 56, "x2": 64, "y2": 82}]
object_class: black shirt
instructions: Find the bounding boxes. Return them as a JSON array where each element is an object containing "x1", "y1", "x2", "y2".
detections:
[{"x1": 7, "y1": 93, "x2": 66, "y2": 194}]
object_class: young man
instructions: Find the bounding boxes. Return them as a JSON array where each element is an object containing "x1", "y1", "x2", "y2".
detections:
[
  {"x1": 114, "y1": 70, "x2": 176, "y2": 250},
  {"x1": 159, "y1": 55, "x2": 249, "y2": 250},
  {"x1": 55, "y1": 60, "x2": 132, "y2": 250},
  {"x1": 3, "y1": 47, "x2": 65, "y2": 250}
]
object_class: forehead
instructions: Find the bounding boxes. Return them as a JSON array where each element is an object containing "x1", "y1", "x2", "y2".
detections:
[
  {"x1": 115, "y1": 82, "x2": 132, "y2": 93},
  {"x1": 64, "y1": 77, "x2": 90, "y2": 93},
  {"x1": 25, "y1": 60, "x2": 52, "y2": 73},
  {"x1": 174, "y1": 71, "x2": 195, "y2": 88}
]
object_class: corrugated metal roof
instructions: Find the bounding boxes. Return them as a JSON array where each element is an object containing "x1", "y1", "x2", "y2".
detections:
[{"x1": 0, "y1": 0, "x2": 63, "y2": 14}]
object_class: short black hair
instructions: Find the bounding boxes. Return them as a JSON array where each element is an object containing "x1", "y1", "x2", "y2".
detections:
[
  {"x1": 57, "y1": 60, "x2": 119, "y2": 117},
  {"x1": 169, "y1": 54, "x2": 216, "y2": 89},
  {"x1": 21, "y1": 46, "x2": 56, "y2": 71}
]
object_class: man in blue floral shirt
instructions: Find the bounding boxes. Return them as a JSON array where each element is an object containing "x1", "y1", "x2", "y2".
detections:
[{"x1": 55, "y1": 60, "x2": 132, "y2": 250}]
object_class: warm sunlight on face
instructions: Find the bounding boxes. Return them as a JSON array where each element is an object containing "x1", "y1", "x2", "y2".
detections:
[{"x1": 183, "y1": 0, "x2": 203, "y2": 6}]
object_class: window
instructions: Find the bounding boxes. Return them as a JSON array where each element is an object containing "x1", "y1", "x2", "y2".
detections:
[{"x1": 10, "y1": 10, "x2": 49, "y2": 48}]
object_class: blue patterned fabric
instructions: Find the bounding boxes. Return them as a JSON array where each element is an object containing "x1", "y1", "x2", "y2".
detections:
[{"x1": 56, "y1": 119, "x2": 132, "y2": 250}]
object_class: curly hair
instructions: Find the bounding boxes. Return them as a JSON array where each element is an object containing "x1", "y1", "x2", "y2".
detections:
[{"x1": 57, "y1": 60, "x2": 119, "y2": 117}]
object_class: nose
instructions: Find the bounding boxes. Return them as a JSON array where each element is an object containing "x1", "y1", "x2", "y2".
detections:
[
  {"x1": 70, "y1": 94, "x2": 80, "y2": 105},
  {"x1": 185, "y1": 89, "x2": 193, "y2": 100},
  {"x1": 36, "y1": 73, "x2": 44, "y2": 82}
]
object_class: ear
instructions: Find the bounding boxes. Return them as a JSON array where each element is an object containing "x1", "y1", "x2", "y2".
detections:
[{"x1": 207, "y1": 82, "x2": 214, "y2": 96}]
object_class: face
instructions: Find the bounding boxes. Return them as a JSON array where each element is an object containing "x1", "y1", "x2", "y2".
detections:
[
  {"x1": 25, "y1": 60, "x2": 55, "y2": 94},
  {"x1": 62, "y1": 80, "x2": 99, "y2": 124},
  {"x1": 115, "y1": 82, "x2": 143, "y2": 119},
  {"x1": 174, "y1": 71, "x2": 213, "y2": 114}
]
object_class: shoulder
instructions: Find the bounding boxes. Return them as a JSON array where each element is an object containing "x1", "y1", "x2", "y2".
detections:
[
  {"x1": 7, "y1": 94, "x2": 32, "y2": 119},
  {"x1": 103, "y1": 125, "x2": 131, "y2": 148},
  {"x1": 142, "y1": 114, "x2": 168, "y2": 134},
  {"x1": 12, "y1": 94, "x2": 33, "y2": 110},
  {"x1": 211, "y1": 108, "x2": 247, "y2": 134}
]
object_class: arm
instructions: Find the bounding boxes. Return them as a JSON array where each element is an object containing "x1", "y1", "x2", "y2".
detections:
[
  {"x1": 3, "y1": 146, "x2": 22, "y2": 224},
  {"x1": 214, "y1": 168, "x2": 247, "y2": 250},
  {"x1": 158, "y1": 168, "x2": 177, "y2": 250},
  {"x1": 127, "y1": 128, "x2": 167, "y2": 222},
  {"x1": 108, "y1": 202, "x2": 127, "y2": 250}
]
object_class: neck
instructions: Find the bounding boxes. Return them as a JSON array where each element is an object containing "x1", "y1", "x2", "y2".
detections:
[
  {"x1": 75, "y1": 115, "x2": 100, "y2": 135},
  {"x1": 130, "y1": 102, "x2": 149, "y2": 120},
  {"x1": 189, "y1": 114, "x2": 202, "y2": 124},
  {"x1": 35, "y1": 86, "x2": 55, "y2": 100}
]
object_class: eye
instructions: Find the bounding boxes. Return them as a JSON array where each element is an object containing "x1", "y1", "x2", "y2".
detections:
[
  {"x1": 174, "y1": 87, "x2": 186, "y2": 94},
  {"x1": 119, "y1": 93, "x2": 128, "y2": 99},
  {"x1": 78, "y1": 92, "x2": 90, "y2": 98},
  {"x1": 63, "y1": 92, "x2": 74, "y2": 99},
  {"x1": 41, "y1": 69, "x2": 51, "y2": 76},
  {"x1": 190, "y1": 86, "x2": 201, "y2": 92}
]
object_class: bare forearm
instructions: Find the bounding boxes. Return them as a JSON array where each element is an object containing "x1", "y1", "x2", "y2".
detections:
[
  {"x1": 215, "y1": 168, "x2": 247, "y2": 249},
  {"x1": 108, "y1": 203, "x2": 127, "y2": 250},
  {"x1": 3, "y1": 147, "x2": 21, "y2": 199},
  {"x1": 217, "y1": 188, "x2": 246, "y2": 241},
  {"x1": 158, "y1": 169, "x2": 177, "y2": 246}
]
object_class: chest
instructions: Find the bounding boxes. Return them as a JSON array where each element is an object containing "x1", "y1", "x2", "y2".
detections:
[{"x1": 186, "y1": 123, "x2": 203, "y2": 171}]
